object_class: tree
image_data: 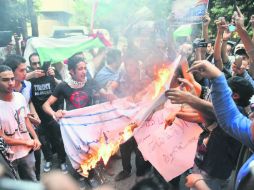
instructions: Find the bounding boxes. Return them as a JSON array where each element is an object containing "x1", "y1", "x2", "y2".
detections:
[
  {"x1": 209, "y1": 0, "x2": 254, "y2": 38},
  {"x1": 0, "y1": 0, "x2": 40, "y2": 38},
  {"x1": 72, "y1": 0, "x2": 172, "y2": 37}
]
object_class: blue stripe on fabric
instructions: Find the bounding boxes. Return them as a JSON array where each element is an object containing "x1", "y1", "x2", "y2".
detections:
[
  {"x1": 61, "y1": 115, "x2": 126, "y2": 127},
  {"x1": 64, "y1": 105, "x2": 137, "y2": 119},
  {"x1": 64, "y1": 108, "x2": 117, "y2": 118}
]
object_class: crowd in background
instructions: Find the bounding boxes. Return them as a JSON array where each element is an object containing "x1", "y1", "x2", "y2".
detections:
[{"x1": 0, "y1": 5, "x2": 254, "y2": 190}]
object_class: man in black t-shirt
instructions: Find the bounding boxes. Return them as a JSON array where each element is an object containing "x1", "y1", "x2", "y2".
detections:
[
  {"x1": 28, "y1": 53, "x2": 67, "y2": 174},
  {"x1": 42, "y1": 55, "x2": 100, "y2": 186},
  {"x1": 42, "y1": 56, "x2": 97, "y2": 116}
]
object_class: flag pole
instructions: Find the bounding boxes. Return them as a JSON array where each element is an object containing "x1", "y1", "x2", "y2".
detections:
[{"x1": 90, "y1": 0, "x2": 98, "y2": 34}]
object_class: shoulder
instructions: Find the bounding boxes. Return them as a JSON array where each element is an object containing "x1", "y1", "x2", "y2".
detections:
[
  {"x1": 23, "y1": 80, "x2": 31, "y2": 86},
  {"x1": 13, "y1": 92, "x2": 26, "y2": 102},
  {"x1": 56, "y1": 81, "x2": 68, "y2": 88}
]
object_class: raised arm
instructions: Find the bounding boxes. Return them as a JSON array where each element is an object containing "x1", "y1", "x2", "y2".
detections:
[
  {"x1": 213, "y1": 17, "x2": 227, "y2": 71},
  {"x1": 202, "y1": 12, "x2": 210, "y2": 42},
  {"x1": 188, "y1": 60, "x2": 254, "y2": 149},
  {"x1": 235, "y1": 7, "x2": 254, "y2": 61},
  {"x1": 221, "y1": 29, "x2": 232, "y2": 64}
]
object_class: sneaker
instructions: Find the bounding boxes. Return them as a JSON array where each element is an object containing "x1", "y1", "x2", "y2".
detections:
[
  {"x1": 60, "y1": 163, "x2": 68, "y2": 174},
  {"x1": 114, "y1": 170, "x2": 131, "y2": 181},
  {"x1": 43, "y1": 161, "x2": 52, "y2": 172},
  {"x1": 88, "y1": 177, "x2": 100, "y2": 188}
]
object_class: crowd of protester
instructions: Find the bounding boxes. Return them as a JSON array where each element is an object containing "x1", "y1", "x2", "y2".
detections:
[{"x1": 0, "y1": 5, "x2": 254, "y2": 190}]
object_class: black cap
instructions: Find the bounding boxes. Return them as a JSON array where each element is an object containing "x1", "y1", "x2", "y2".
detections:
[{"x1": 228, "y1": 76, "x2": 254, "y2": 107}]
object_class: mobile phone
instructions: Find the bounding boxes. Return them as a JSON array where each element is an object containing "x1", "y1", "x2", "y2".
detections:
[
  {"x1": 228, "y1": 24, "x2": 236, "y2": 32},
  {"x1": 41, "y1": 61, "x2": 51, "y2": 73}
]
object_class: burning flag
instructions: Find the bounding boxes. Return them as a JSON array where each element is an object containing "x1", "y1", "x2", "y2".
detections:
[{"x1": 58, "y1": 55, "x2": 201, "y2": 181}]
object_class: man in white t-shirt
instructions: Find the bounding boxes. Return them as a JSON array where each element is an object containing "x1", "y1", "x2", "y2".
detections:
[{"x1": 0, "y1": 65, "x2": 41, "y2": 181}]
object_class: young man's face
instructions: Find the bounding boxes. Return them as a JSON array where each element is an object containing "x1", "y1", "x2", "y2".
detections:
[
  {"x1": 14, "y1": 63, "x2": 27, "y2": 82},
  {"x1": 124, "y1": 58, "x2": 140, "y2": 80},
  {"x1": 30, "y1": 55, "x2": 41, "y2": 70},
  {"x1": 0, "y1": 71, "x2": 15, "y2": 94},
  {"x1": 206, "y1": 43, "x2": 213, "y2": 54},
  {"x1": 71, "y1": 61, "x2": 87, "y2": 82}
]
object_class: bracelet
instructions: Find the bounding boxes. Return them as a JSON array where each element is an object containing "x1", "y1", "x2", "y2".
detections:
[{"x1": 193, "y1": 178, "x2": 205, "y2": 187}]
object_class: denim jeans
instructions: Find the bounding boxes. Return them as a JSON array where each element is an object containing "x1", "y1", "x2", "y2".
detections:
[
  {"x1": 12, "y1": 151, "x2": 37, "y2": 181},
  {"x1": 38, "y1": 119, "x2": 66, "y2": 163}
]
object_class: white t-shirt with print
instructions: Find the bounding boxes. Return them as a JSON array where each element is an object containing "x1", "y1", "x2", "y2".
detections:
[{"x1": 0, "y1": 92, "x2": 32, "y2": 161}]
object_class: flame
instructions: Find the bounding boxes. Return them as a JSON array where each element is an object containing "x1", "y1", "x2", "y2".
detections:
[
  {"x1": 152, "y1": 64, "x2": 172, "y2": 99},
  {"x1": 80, "y1": 124, "x2": 136, "y2": 177},
  {"x1": 79, "y1": 65, "x2": 173, "y2": 176}
]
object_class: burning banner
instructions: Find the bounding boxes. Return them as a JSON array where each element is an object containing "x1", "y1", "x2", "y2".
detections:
[{"x1": 59, "y1": 56, "x2": 202, "y2": 180}]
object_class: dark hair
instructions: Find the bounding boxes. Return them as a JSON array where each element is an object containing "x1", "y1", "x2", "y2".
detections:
[
  {"x1": 67, "y1": 56, "x2": 85, "y2": 71},
  {"x1": 106, "y1": 49, "x2": 121, "y2": 65},
  {"x1": 28, "y1": 52, "x2": 39, "y2": 64},
  {"x1": 0, "y1": 65, "x2": 12, "y2": 73},
  {"x1": 228, "y1": 76, "x2": 254, "y2": 107},
  {"x1": 69, "y1": 52, "x2": 84, "y2": 59},
  {"x1": 3, "y1": 54, "x2": 26, "y2": 72}
]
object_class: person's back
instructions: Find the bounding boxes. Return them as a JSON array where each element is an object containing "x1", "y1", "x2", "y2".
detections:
[{"x1": 95, "y1": 49, "x2": 122, "y2": 90}]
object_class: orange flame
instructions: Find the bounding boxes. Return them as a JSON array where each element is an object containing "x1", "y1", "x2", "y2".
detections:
[
  {"x1": 152, "y1": 64, "x2": 172, "y2": 99},
  {"x1": 80, "y1": 124, "x2": 136, "y2": 177},
  {"x1": 79, "y1": 63, "x2": 174, "y2": 177}
]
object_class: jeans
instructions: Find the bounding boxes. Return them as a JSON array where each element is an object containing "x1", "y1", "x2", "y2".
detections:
[
  {"x1": 38, "y1": 119, "x2": 66, "y2": 163},
  {"x1": 12, "y1": 151, "x2": 37, "y2": 181}
]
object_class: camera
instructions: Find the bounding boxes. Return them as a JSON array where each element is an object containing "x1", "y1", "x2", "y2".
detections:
[
  {"x1": 41, "y1": 61, "x2": 51, "y2": 73},
  {"x1": 193, "y1": 38, "x2": 208, "y2": 49}
]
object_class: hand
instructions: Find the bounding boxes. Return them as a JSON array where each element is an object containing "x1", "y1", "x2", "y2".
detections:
[
  {"x1": 223, "y1": 29, "x2": 232, "y2": 41},
  {"x1": 232, "y1": 56, "x2": 245, "y2": 75},
  {"x1": 187, "y1": 60, "x2": 222, "y2": 80},
  {"x1": 185, "y1": 174, "x2": 204, "y2": 188},
  {"x1": 178, "y1": 78, "x2": 197, "y2": 95},
  {"x1": 248, "y1": 112, "x2": 254, "y2": 121},
  {"x1": 179, "y1": 43, "x2": 193, "y2": 58},
  {"x1": 250, "y1": 15, "x2": 254, "y2": 28},
  {"x1": 165, "y1": 112, "x2": 177, "y2": 128},
  {"x1": 47, "y1": 67, "x2": 55, "y2": 77},
  {"x1": 25, "y1": 139, "x2": 35, "y2": 147},
  {"x1": 233, "y1": 6, "x2": 245, "y2": 30},
  {"x1": 215, "y1": 17, "x2": 228, "y2": 33},
  {"x1": 31, "y1": 70, "x2": 45, "y2": 78},
  {"x1": 33, "y1": 139, "x2": 41, "y2": 151},
  {"x1": 202, "y1": 12, "x2": 211, "y2": 27},
  {"x1": 28, "y1": 114, "x2": 41, "y2": 127},
  {"x1": 165, "y1": 88, "x2": 192, "y2": 104},
  {"x1": 105, "y1": 92, "x2": 117, "y2": 103},
  {"x1": 106, "y1": 81, "x2": 119, "y2": 91},
  {"x1": 53, "y1": 109, "x2": 66, "y2": 121},
  {"x1": 129, "y1": 122, "x2": 138, "y2": 131}
]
